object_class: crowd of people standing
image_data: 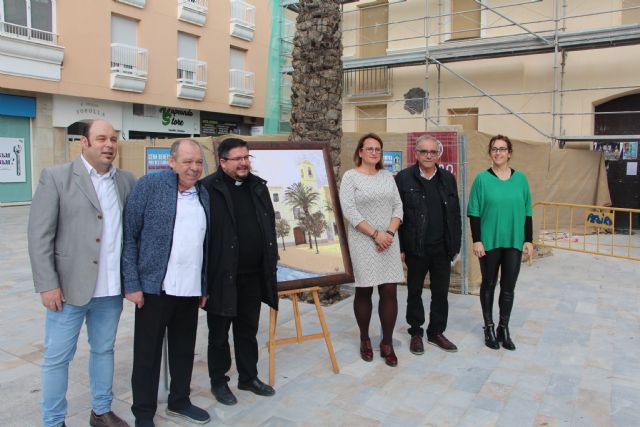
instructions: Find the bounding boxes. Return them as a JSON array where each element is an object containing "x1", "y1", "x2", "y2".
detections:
[
  {"x1": 28, "y1": 120, "x2": 532, "y2": 426},
  {"x1": 340, "y1": 132, "x2": 531, "y2": 366}
]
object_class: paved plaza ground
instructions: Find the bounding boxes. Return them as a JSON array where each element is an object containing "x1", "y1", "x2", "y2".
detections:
[{"x1": 1, "y1": 205, "x2": 638, "y2": 426}]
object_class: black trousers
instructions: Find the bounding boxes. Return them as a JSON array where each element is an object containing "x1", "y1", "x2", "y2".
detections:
[
  {"x1": 479, "y1": 247, "x2": 522, "y2": 327},
  {"x1": 131, "y1": 293, "x2": 199, "y2": 421},
  {"x1": 405, "y1": 243, "x2": 451, "y2": 338},
  {"x1": 207, "y1": 272, "x2": 262, "y2": 386}
]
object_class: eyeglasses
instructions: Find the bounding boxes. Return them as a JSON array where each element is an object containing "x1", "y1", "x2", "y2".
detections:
[
  {"x1": 416, "y1": 149, "x2": 440, "y2": 157},
  {"x1": 490, "y1": 147, "x2": 509, "y2": 153},
  {"x1": 362, "y1": 147, "x2": 382, "y2": 153},
  {"x1": 222, "y1": 154, "x2": 254, "y2": 162}
]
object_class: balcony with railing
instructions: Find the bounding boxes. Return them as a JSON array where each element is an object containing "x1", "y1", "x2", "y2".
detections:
[
  {"x1": 0, "y1": 21, "x2": 64, "y2": 80},
  {"x1": 230, "y1": 0, "x2": 256, "y2": 41},
  {"x1": 343, "y1": 66, "x2": 393, "y2": 98},
  {"x1": 178, "y1": 0, "x2": 208, "y2": 26},
  {"x1": 229, "y1": 68, "x2": 255, "y2": 107},
  {"x1": 110, "y1": 43, "x2": 148, "y2": 93},
  {"x1": 177, "y1": 57, "x2": 207, "y2": 100},
  {"x1": 115, "y1": 0, "x2": 146, "y2": 8}
]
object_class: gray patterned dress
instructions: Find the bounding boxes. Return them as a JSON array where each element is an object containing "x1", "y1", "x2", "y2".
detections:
[{"x1": 339, "y1": 169, "x2": 405, "y2": 287}]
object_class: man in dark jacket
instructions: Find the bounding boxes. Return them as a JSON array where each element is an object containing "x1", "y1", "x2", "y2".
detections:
[
  {"x1": 201, "y1": 138, "x2": 279, "y2": 406},
  {"x1": 395, "y1": 135, "x2": 462, "y2": 355}
]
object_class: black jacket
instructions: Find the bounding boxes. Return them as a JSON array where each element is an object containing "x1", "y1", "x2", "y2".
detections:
[
  {"x1": 201, "y1": 169, "x2": 279, "y2": 316},
  {"x1": 394, "y1": 163, "x2": 462, "y2": 260}
]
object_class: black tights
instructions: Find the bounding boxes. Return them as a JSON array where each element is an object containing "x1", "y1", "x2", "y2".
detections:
[
  {"x1": 354, "y1": 284, "x2": 397, "y2": 346},
  {"x1": 479, "y1": 248, "x2": 522, "y2": 327}
]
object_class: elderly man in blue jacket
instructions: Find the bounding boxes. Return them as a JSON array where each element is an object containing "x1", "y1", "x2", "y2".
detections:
[{"x1": 122, "y1": 139, "x2": 210, "y2": 427}]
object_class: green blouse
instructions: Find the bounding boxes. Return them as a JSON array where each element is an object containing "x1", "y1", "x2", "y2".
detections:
[{"x1": 467, "y1": 169, "x2": 532, "y2": 251}]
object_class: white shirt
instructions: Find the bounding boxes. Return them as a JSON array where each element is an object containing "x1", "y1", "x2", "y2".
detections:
[
  {"x1": 81, "y1": 155, "x2": 122, "y2": 298},
  {"x1": 162, "y1": 187, "x2": 206, "y2": 297},
  {"x1": 419, "y1": 166, "x2": 438, "y2": 181}
]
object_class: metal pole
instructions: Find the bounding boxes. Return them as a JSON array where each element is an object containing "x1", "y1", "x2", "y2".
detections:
[
  {"x1": 558, "y1": 0, "x2": 568, "y2": 141},
  {"x1": 459, "y1": 133, "x2": 469, "y2": 294},
  {"x1": 424, "y1": 0, "x2": 430, "y2": 131},
  {"x1": 437, "y1": 63, "x2": 442, "y2": 125},
  {"x1": 551, "y1": 0, "x2": 559, "y2": 145}
]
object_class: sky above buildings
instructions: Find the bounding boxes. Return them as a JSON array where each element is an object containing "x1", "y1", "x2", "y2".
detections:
[{"x1": 250, "y1": 149, "x2": 329, "y2": 188}]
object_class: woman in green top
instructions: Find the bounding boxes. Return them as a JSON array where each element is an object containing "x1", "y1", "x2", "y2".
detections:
[{"x1": 467, "y1": 135, "x2": 534, "y2": 351}]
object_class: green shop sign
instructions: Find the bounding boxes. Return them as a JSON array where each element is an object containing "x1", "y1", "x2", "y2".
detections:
[{"x1": 160, "y1": 107, "x2": 194, "y2": 127}]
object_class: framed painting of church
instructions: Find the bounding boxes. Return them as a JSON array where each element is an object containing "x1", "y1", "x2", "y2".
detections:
[{"x1": 213, "y1": 140, "x2": 354, "y2": 291}]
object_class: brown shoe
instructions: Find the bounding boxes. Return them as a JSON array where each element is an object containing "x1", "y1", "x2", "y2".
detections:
[
  {"x1": 380, "y1": 343, "x2": 398, "y2": 367},
  {"x1": 360, "y1": 338, "x2": 373, "y2": 362},
  {"x1": 90, "y1": 410, "x2": 130, "y2": 427},
  {"x1": 427, "y1": 334, "x2": 458, "y2": 352},
  {"x1": 409, "y1": 335, "x2": 424, "y2": 355}
]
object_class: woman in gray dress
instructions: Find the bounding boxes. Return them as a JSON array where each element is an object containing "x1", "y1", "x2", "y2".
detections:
[{"x1": 339, "y1": 133, "x2": 405, "y2": 367}]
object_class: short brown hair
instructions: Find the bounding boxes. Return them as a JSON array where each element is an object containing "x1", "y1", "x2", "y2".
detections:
[
  {"x1": 353, "y1": 133, "x2": 384, "y2": 170},
  {"x1": 488, "y1": 134, "x2": 513, "y2": 154}
]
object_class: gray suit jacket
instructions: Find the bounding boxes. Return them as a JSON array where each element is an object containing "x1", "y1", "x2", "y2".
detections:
[{"x1": 28, "y1": 156, "x2": 136, "y2": 306}]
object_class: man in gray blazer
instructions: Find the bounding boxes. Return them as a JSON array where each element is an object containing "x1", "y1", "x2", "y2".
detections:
[{"x1": 28, "y1": 119, "x2": 135, "y2": 427}]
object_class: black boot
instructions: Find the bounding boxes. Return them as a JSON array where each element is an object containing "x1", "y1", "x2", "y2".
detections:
[
  {"x1": 483, "y1": 324, "x2": 499, "y2": 350},
  {"x1": 496, "y1": 324, "x2": 515, "y2": 350}
]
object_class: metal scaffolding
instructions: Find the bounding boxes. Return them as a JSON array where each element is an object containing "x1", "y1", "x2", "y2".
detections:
[
  {"x1": 271, "y1": 0, "x2": 640, "y2": 293},
  {"x1": 277, "y1": 0, "x2": 640, "y2": 144}
]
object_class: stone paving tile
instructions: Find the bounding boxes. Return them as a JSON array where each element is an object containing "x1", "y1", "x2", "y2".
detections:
[
  {"x1": 495, "y1": 395, "x2": 539, "y2": 427},
  {"x1": 457, "y1": 407, "x2": 499, "y2": 427},
  {"x1": 611, "y1": 384, "x2": 640, "y2": 426},
  {"x1": 1, "y1": 205, "x2": 639, "y2": 426},
  {"x1": 422, "y1": 403, "x2": 467, "y2": 426},
  {"x1": 471, "y1": 397, "x2": 505, "y2": 413}
]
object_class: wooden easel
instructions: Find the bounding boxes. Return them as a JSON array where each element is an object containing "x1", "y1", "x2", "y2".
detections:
[{"x1": 267, "y1": 286, "x2": 339, "y2": 385}]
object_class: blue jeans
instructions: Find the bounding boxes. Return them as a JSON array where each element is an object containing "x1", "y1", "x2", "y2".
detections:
[{"x1": 41, "y1": 296, "x2": 123, "y2": 427}]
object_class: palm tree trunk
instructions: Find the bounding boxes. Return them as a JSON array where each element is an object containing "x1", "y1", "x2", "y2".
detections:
[
  {"x1": 289, "y1": 0, "x2": 343, "y2": 179},
  {"x1": 290, "y1": 0, "x2": 344, "y2": 305}
]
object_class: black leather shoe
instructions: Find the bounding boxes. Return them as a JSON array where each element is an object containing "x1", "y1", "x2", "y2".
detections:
[
  {"x1": 212, "y1": 383, "x2": 238, "y2": 405},
  {"x1": 238, "y1": 377, "x2": 276, "y2": 396},
  {"x1": 166, "y1": 404, "x2": 210, "y2": 424},
  {"x1": 496, "y1": 324, "x2": 516, "y2": 351},
  {"x1": 484, "y1": 324, "x2": 500, "y2": 350}
]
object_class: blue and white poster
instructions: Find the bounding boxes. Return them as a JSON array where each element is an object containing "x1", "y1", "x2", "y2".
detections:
[
  {"x1": 144, "y1": 147, "x2": 171, "y2": 174},
  {"x1": 383, "y1": 151, "x2": 402, "y2": 175}
]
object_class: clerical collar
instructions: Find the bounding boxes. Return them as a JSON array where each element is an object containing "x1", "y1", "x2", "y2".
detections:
[{"x1": 222, "y1": 170, "x2": 245, "y2": 187}]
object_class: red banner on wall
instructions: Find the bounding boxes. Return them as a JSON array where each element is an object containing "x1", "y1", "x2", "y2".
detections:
[{"x1": 407, "y1": 132, "x2": 459, "y2": 177}]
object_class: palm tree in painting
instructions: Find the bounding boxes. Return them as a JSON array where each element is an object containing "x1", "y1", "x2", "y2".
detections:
[{"x1": 285, "y1": 182, "x2": 319, "y2": 249}]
